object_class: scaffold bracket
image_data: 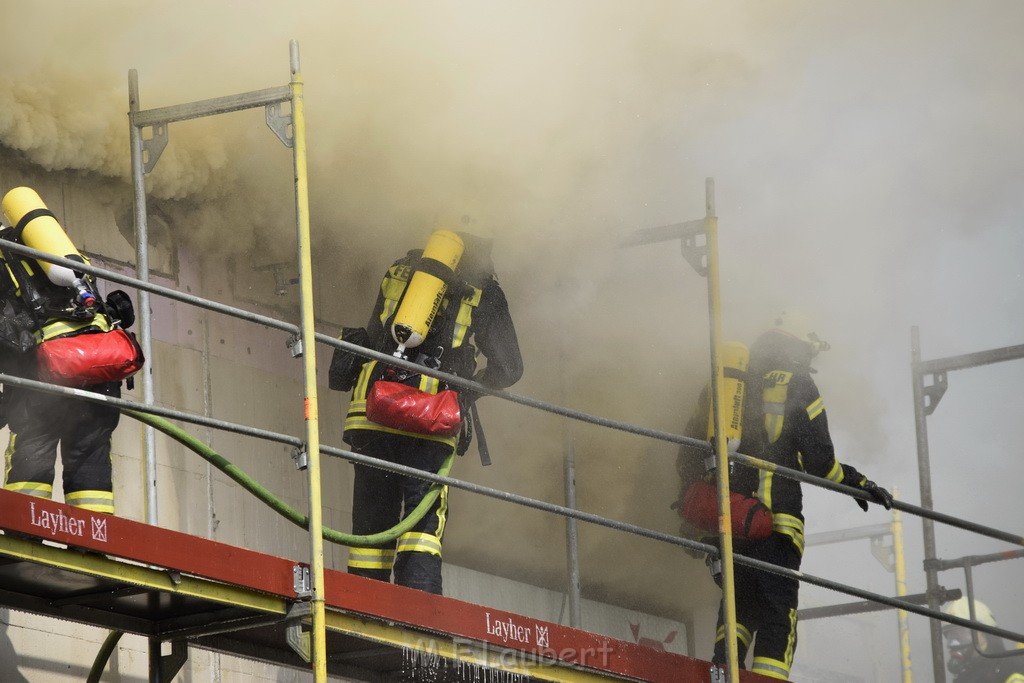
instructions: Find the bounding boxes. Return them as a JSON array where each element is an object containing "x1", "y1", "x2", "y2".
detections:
[
  {"x1": 266, "y1": 101, "x2": 294, "y2": 148},
  {"x1": 287, "y1": 334, "x2": 304, "y2": 358},
  {"x1": 159, "y1": 639, "x2": 188, "y2": 681},
  {"x1": 921, "y1": 371, "x2": 948, "y2": 415},
  {"x1": 293, "y1": 564, "x2": 312, "y2": 597},
  {"x1": 620, "y1": 217, "x2": 709, "y2": 277},
  {"x1": 680, "y1": 223, "x2": 709, "y2": 277},
  {"x1": 292, "y1": 445, "x2": 309, "y2": 471},
  {"x1": 285, "y1": 601, "x2": 313, "y2": 663},
  {"x1": 142, "y1": 123, "x2": 169, "y2": 173},
  {"x1": 870, "y1": 536, "x2": 896, "y2": 572}
]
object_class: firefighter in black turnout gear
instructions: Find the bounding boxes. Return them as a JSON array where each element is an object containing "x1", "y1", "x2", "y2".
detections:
[
  {"x1": 942, "y1": 598, "x2": 1024, "y2": 683},
  {"x1": 0, "y1": 188, "x2": 137, "y2": 515},
  {"x1": 335, "y1": 230, "x2": 523, "y2": 594},
  {"x1": 708, "y1": 311, "x2": 893, "y2": 680}
]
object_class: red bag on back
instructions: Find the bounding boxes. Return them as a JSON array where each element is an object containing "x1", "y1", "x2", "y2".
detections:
[
  {"x1": 365, "y1": 380, "x2": 462, "y2": 437},
  {"x1": 36, "y1": 329, "x2": 145, "y2": 388},
  {"x1": 681, "y1": 479, "x2": 773, "y2": 540}
]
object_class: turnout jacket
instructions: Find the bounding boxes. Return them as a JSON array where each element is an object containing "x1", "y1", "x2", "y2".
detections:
[
  {"x1": 343, "y1": 249, "x2": 523, "y2": 447},
  {"x1": 731, "y1": 332, "x2": 868, "y2": 555}
]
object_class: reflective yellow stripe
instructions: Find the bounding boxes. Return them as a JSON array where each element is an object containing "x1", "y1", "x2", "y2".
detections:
[
  {"x1": 434, "y1": 485, "x2": 449, "y2": 539},
  {"x1": 4, "y1": 481, "x2": 53, "y2": 498},
  {"x1": 824, "y1": 459, "x2": 844, "y2": 483},
  {"x1": 4, "y1": 434, "x2": 15, "y2": 485},
  {"x1": 419, "y1": 374, "x2": 440, "y2": 394},
  {"x1": 353, "y1": 361, "x2": 376, "y2": 399},
  {"x1": 396, "y1": 531, "x2": 442, "y2": 557},
  {"x1": 66, "y1": 490, "x2": 114, "y2": 514},
  {"x1": 379, "y1": 267, "x2": 410, "y2": 326},
  {"x1": 38, "y1": 314, "x2": 112, "y2": 343},
  {"x1": 751, "y1": 608, "x2": 798, "y2": 680},
  {"x1": 773, "y1": 514, "x2": 805, "y2": 554},
  {"x1": 343, "y1": 414, "x2": 459, "y2": 447},
  {"x1": 347, "y1": 547, "x2": 396, "y2": 570},
  {"x1": 758, "y1": 470, "x2": 773, "y2": 511},
  {"x1": 762, "y1": 371, "x2": 791, "y2": 443},
  {"x1": 716, "y1": 622, "x2": 752, "y2": 648},
  {"x1": 764, "y1": 414, "x2": 783, "y2": 443},
  {"x1": 806, "y1": 397, "x2": 824, "y2": 421},
  {"x1": 451, "y1": 286, "x2": 481, "y2": 348},
  {"x1": 773, "y1": 514, "x2": 804, "y2": 534},
  {"x1": 752, "y1": 656, "x2": 790, "y2": 680}
]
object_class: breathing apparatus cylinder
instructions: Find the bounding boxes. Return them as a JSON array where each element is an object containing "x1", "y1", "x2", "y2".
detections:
[
  {"x1": 707, "y1": 341, "x2": 749, "y2": 455},
  {"x1": 391, "y1": 230, "x2": 464, "y2": 356},
  {"x1": 1, "y1": 186, "x2": 95, "y2": 307}
]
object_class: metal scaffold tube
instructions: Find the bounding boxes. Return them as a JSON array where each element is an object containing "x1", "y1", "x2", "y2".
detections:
[
  {"x1": 703, "y1": 178, "x2": 741, "y2": 682},
  {"x1": 287, "y1": 40, "x2": 329, "y2": 682},
  {"x1": 911, "y1": 325, "x2": 1024, "y2": 682},
  {"x1": 124, "y1": 39, "x2": 329, "y2": 681},
  {"x1": 127, "y1": 69, "x2": 159, "y2": 529},
  {"x1": 892, "y1": 489, "x2": 913, "y2": 683},
  {"x1": 621, "y1": 178, "x2": 740, "y2": 680}
]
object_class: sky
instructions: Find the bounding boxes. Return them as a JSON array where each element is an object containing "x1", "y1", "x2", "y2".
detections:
[{"x1": 1, "y1": 1, "x2": 1022, "y2": 679}]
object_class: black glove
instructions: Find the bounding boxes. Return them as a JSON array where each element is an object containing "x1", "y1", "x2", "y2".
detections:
[{"x1": 857, "y1": 480, "x2": 893, "y2": 511}]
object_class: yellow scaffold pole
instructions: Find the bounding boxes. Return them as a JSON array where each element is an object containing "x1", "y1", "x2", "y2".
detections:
[
  {"x1": 705, "y1": 178, "x2": 741, "y2": 682},
  {"x1": 288, "y1": 40, "x2": 328, "y2": 681},
  {"x1": 622, "y1": 178, "x2": 739, "y2": 680},
  {"x1": 892, "y1": 487, "x2": 913, "y2": 682}
]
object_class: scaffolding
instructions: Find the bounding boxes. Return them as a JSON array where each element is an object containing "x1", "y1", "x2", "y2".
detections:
[
  {"x1": 0, "y1": 40, "x2": 1021, "y2": 683},
  {"x1": 911, "y1": 330, "x2": 1024, "y2": 682}
]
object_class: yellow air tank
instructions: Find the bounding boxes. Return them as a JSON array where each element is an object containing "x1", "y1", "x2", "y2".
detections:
[
  {"x1": 391, "y1": 230, "x2": 465, "y2": 355},
  {"x1": 2, "y1": 187, "x2": 87, "y2": 290},
  {"x1": 707, "y1": 341, "x2": 750, "y2": 453}
]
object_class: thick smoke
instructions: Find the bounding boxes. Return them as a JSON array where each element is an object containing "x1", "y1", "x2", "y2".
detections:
[{"x1": 2, "y1": 2, "x2": 1023, "y2": 678}]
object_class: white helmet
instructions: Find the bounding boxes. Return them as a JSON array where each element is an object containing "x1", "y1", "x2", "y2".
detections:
[
  {"x1": 942, "y1": 598, "x2": 997, "y2": 665},
  {"x1": 943, "y1": 597, "x2": 997, "y2": 627},
  {"x1": 772, "y1": 309, "x2": 830, "y2": 356}
]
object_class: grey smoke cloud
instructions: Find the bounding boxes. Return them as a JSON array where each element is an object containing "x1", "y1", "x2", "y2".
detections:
[{"x1": 2, "y1": 2, "x2": 1022, "y2": 677}]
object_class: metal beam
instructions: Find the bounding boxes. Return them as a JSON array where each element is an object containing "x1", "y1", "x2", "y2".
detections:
[
  {"x1": 130, "y1": 86, "x2": 291, "y2": 128},
  {"x1": 805, "y1": 523, "x2": 892, "y2": 546},
  {"x1": 915, "y1": 343, "x2": 1024, "y2": 376},
  {"x1": 798, "y1": 589, "x2": 962, "y2": 621}
]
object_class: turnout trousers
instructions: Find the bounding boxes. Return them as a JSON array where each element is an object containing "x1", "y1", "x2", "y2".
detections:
[
  {"x1": 3, "y1": 381, "x2": 121, "y2": 513},
  {"x1": 346, "y1": 431, "x2": 451, "y2": 595},
  {"x1": 713, "y1": 532, "x2": 802, "y2": 680}
]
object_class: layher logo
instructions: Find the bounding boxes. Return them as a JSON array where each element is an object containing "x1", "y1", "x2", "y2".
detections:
[
  {"x1": 485, "y1": 612, "x2": 540, "y2": 645},
  {"x1": 477, "y1": 613, "x2": 611, "y2": 668},
  {"x1": 29, "y1": 501, "x2": 108, "y2": 543}
]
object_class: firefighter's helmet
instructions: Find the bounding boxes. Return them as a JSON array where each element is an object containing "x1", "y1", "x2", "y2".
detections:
[
  {"x1": 942, "y1": 598, "x2": 999, "y2": 674},
  {"x1": 771, "y1": 309, "x2": 830, "y2": 357},
  {"x1": 943, "y1": 597, "x2": 997, "y2": 627}
]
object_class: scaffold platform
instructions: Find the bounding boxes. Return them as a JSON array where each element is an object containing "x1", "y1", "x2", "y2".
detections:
[{"x1": 0, "y1": 489, "x2": 775, "y2": 682}]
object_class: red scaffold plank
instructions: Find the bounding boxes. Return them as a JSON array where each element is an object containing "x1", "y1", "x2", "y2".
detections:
[
  {"x1": 0, "y1": 489, "x2": 772, "y2": 682},
  {"x1": 0, "y1": 488, "x2": 298, "y2": 599},
  {"x1": 323, "y1": 568, "x2": 774, "y2": 683}
]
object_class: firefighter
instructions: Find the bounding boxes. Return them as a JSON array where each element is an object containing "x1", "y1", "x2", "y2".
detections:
[
  {"x1": 708, "y1": 310, "x2": 893, "y2": 680},
  {"x1": 942, "y1": 598, "x2": 1024, "y2": 683},
  {"x1": 338, "y1": 229, "x2": 523, "y2": 594},
  {"x1": 0, "y1": 216, "x2": 134, "y2": 516}
]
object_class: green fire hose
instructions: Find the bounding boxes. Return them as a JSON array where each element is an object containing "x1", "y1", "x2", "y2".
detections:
[
  {"x1": 88, "y1": 410, "x2": 454, "y2": 683},
  {"x1": 123, "y1": 409, "x2": 454, "y2": 547}
]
